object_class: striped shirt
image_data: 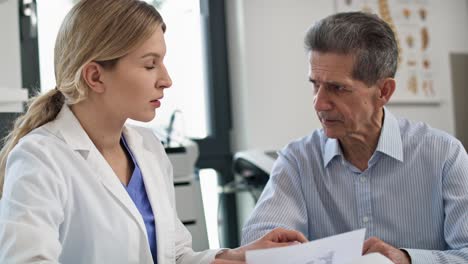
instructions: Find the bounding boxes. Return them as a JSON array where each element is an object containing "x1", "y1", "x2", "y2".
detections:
[{"x1": 242, "y1": 108, "x2": 468, "y2": 264}]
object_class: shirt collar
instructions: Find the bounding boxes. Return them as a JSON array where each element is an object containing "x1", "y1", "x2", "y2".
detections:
[
  {"x1": 323, "y1": 137, "x2": 342, "y2": 167},
  {"x1": 322, "y1": 107, "x2": 403, "y2": 167},
  {"x1": 375, "y1": 107, "x2": 404, "y2": 162}
]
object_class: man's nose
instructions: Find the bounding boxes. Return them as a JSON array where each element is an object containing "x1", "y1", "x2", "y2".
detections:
[{"x1": 313, "y1": 87, "x2": 332, "y2": 112}]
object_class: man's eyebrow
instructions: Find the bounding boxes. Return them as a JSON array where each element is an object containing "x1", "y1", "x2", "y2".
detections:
[
  {"x1": 327, "y1": 81, "x2": 345, "y2": 86},
  {"x1": 313, "y1": 79, "x2": 344, "y2": 85}
]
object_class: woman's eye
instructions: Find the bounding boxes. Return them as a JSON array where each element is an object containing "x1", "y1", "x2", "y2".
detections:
[{"x1": 145, "y1": 66, "x2": 155, "y2": 70}]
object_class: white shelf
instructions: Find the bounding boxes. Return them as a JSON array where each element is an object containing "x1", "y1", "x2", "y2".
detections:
[
  {"x1": 0, "y1": 87, "x2": 28, "y2": 112},
  {"x1": 388, "y1": 97, "x2": 441, "y2": 105}
]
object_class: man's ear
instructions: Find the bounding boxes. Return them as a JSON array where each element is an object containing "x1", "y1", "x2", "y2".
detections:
[
  {"x1": 376, "y1": 78, "x2": 396, "y2": 105},
  {"x1": 82, "y1": 62, "x2": 105, "y2": 93}
]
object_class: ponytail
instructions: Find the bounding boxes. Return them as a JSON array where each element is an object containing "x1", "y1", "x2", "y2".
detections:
[{"x1": 0, "y1": 88, "x2": 65, "y2": 198}]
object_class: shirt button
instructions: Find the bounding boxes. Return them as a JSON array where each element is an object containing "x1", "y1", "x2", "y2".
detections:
[
  {"x1": 363, "y1": 216, "x2": 370, "y2": 223},
  {"x1": 360, "y1": 177, "x2": 366, "y2": 182}
]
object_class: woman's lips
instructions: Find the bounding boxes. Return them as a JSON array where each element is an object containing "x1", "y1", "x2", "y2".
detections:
[{"x1": 150, "y1": 99, "x2": 161, "y2": 108}]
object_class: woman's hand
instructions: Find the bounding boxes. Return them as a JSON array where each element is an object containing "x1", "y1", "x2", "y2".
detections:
[{"x1": 212, "y1": 228, "x2": 307, "y2": 264}]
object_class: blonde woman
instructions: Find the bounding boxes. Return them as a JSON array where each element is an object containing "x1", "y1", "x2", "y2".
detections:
[{"x1": 0, "y1": 1, "x2": 306, "y2": 263}]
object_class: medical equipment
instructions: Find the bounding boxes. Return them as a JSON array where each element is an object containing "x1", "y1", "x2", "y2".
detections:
[
  {"x1": 233, "y1": 149, "x2": 277, "y2": 188},
  {"x1": 221, "y1": 149, "x2": 278, "y2": 203},
  {"x1": 164, "y1": 137, "x2": 209, "y2": 251}
]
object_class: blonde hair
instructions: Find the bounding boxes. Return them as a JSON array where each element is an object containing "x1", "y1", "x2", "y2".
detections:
[{"x1": 0, "y1": 0, "x2": 165, "y2": 197}]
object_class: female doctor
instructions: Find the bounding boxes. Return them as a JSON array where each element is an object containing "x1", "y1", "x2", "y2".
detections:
[{"x1": 0, "y1": 0, "x2": 306, "y2": 263}]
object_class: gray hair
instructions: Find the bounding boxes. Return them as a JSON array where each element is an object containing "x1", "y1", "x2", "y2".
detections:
[{"x1": 304, "y1": 12, "x2": 398, "y2": 86}]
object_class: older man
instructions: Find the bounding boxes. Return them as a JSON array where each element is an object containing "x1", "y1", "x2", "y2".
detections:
[{"x1": 241, "y1": 12, "x2": 468, "y2": 264}]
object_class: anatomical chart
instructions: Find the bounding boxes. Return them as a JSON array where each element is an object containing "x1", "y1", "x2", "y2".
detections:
[{"x1": 336, "y1": 0, "x2": 438, "y2": 103}]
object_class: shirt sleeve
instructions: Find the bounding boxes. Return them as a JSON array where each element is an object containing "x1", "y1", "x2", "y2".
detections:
[
  {"x1": 241, "y1": 149, "x2": 309, "y2": 245},
  {"x1": 0, "y1": 141, "x2": 66, "y2": 263},
  {"x1": 404, "y1": 139, "x2": 468, "y2": 264}
]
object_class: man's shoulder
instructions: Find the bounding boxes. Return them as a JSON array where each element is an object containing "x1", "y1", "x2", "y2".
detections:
[
  {"x1": 280, "y1": 129, "x2": 325, "y2": 161},
  {"x1": 396, "y1": 117, "x2": 466, "y2": 159},
  {"x1": 397, "y1": 117, "x2": 457, "y2": 146},
  {"x1": 285, "y1": 129, "x2": 324, "y2": 148}
]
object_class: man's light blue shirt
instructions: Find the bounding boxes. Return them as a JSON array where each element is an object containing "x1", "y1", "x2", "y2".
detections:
[{"x1": 242, "y1": 109, "x2": 468, "y2": 264}]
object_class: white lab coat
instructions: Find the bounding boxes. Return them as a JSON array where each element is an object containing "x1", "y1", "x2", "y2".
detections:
[{"x1": 0, "y1": 105, "x2": 219, "y2": 264}]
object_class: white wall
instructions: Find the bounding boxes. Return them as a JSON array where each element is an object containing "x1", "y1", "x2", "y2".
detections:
[
  {"x1": 0, "y1": 0, "x2": 28, "y2": 112},
  {"x1": 0, "y1": 0, "x2": 22, "y2": 91},
  {"x1": 227, "y1": 0, "x2": 468, "y2": 153}
]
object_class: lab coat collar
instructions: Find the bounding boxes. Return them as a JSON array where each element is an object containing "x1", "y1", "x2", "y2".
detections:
[
  {"x1": 47, "y1": 105, "x2": 153, "y2": 251},
  {"x1": 48, "y1": 104, "x2": 93, "y2": 158},
  {"x1": 122, "y1": 126, "x2": 175, "y2": 262}
]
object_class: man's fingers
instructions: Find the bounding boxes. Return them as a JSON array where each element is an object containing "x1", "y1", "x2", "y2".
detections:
[
  {"x1": 266, "y1": 228, "x2": 308, "y2": 243},
  {"x1": 253, "y1": 236, "x2": 303, "y2": 251},
  {"x1": 283, "y1": 230, "x2": 308, "y2": 243},
  {"x1": 362, "y1": 237, "x2": 410, "y2": 264},
  {"x1": 276, "y1": 241, "x2": 303, "y2": 247},
  {"x1": 362, "y1": 237, "x2": 380, "y2": 254},
  {"x1": 363, "y1": 242, "x2": 383, "y2": 255},
  {"x1": 211, "y1": 260, "x2": 245, "y2": 264},
  {"x1": 362, "y1": 239, "x2": 372, "y2": 254}
]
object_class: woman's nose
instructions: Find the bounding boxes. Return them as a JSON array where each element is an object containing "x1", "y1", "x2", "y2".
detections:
[{"x1": 158, "y1": 64, "x2": 172, "y2": 89}]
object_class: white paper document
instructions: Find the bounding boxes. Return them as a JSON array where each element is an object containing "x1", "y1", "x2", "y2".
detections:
[
  {"x1": 349, "y1": 253, "x2": 393, "y2": 264},
  {"x1": 246, "y1": 229, "x2": 366, "y2": 264}
]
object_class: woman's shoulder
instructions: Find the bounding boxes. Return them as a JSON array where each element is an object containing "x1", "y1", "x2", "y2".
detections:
[
  {"x1": 15, "y1": 125, "x2": 66, "y2": 153},
  {"x1": 7, "y1": 129, "x2": 70, "y2": 176},
  {"x1": 5, "y1": 126, "x2": 69, "y2": 188}
]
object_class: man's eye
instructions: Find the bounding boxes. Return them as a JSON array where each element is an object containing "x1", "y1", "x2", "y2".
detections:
[
  {"x1": 330, "y1": 84, "x2": 345, "y2": 92},
  {"x1": 311, "y1": 82, "x2": 319, "y2": 93},
  {"x1": 145, "y1": 66, "x2": 155, "y2": 70}
]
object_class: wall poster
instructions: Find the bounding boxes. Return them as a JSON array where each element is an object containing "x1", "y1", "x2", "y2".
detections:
[{"x1": 335, "y1": 0, "x2": 439, "y2": 104}]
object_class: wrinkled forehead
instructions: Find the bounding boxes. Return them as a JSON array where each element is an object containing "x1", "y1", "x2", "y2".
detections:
[{"x1": 308, "y1": 51, "x2": 355, "y2": 81}]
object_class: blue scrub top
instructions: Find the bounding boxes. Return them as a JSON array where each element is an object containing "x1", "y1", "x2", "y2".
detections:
[{"x1": 121, "y1": 135, "x2": 158, "y2": 263}]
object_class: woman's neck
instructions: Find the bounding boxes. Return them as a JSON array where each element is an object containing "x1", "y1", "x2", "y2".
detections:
[{"x1": 70, "y1": 100, "x2": 126, "y2": 153}]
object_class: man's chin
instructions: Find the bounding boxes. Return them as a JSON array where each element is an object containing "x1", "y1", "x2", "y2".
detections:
[{"x1": 323, "y1": 129, "x2": 343, "y2": 139}]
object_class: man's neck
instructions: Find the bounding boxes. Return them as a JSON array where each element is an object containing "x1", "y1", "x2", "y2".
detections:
[{"x1": 339, "y1": 110, "x2": 384, "y2": 172}]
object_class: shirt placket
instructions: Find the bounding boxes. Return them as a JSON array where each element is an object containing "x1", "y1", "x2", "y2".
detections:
[{"x1": 354, "y1": 169, "x2": 373, "y2": 236}]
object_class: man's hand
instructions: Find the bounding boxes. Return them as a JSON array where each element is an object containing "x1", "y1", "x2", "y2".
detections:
[
  {"x1": 211, "y1": 260, "x2": 244, "y2": 264},
  {"x1": 363, "y1": 237, "x2": 411, "y2": 264},
  {"x1": 212, "y1": 227, "x2": 308, "y2": 264}
]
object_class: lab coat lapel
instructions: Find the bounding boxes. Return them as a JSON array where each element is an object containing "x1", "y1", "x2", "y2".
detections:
[
  {"x1": 89, "y1": 149, "x2": 149, "y2": 241},
  {"x1": 123, "y1": 127, "x2": 175, "y2": 262},
  {"x1": 51, "y1": 105, "x2": 149, "y2": 243}
]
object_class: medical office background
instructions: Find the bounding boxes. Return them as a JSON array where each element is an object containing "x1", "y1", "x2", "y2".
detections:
[{"x1": 1, "y1": 0, "x2": 468, "y2": 251}]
